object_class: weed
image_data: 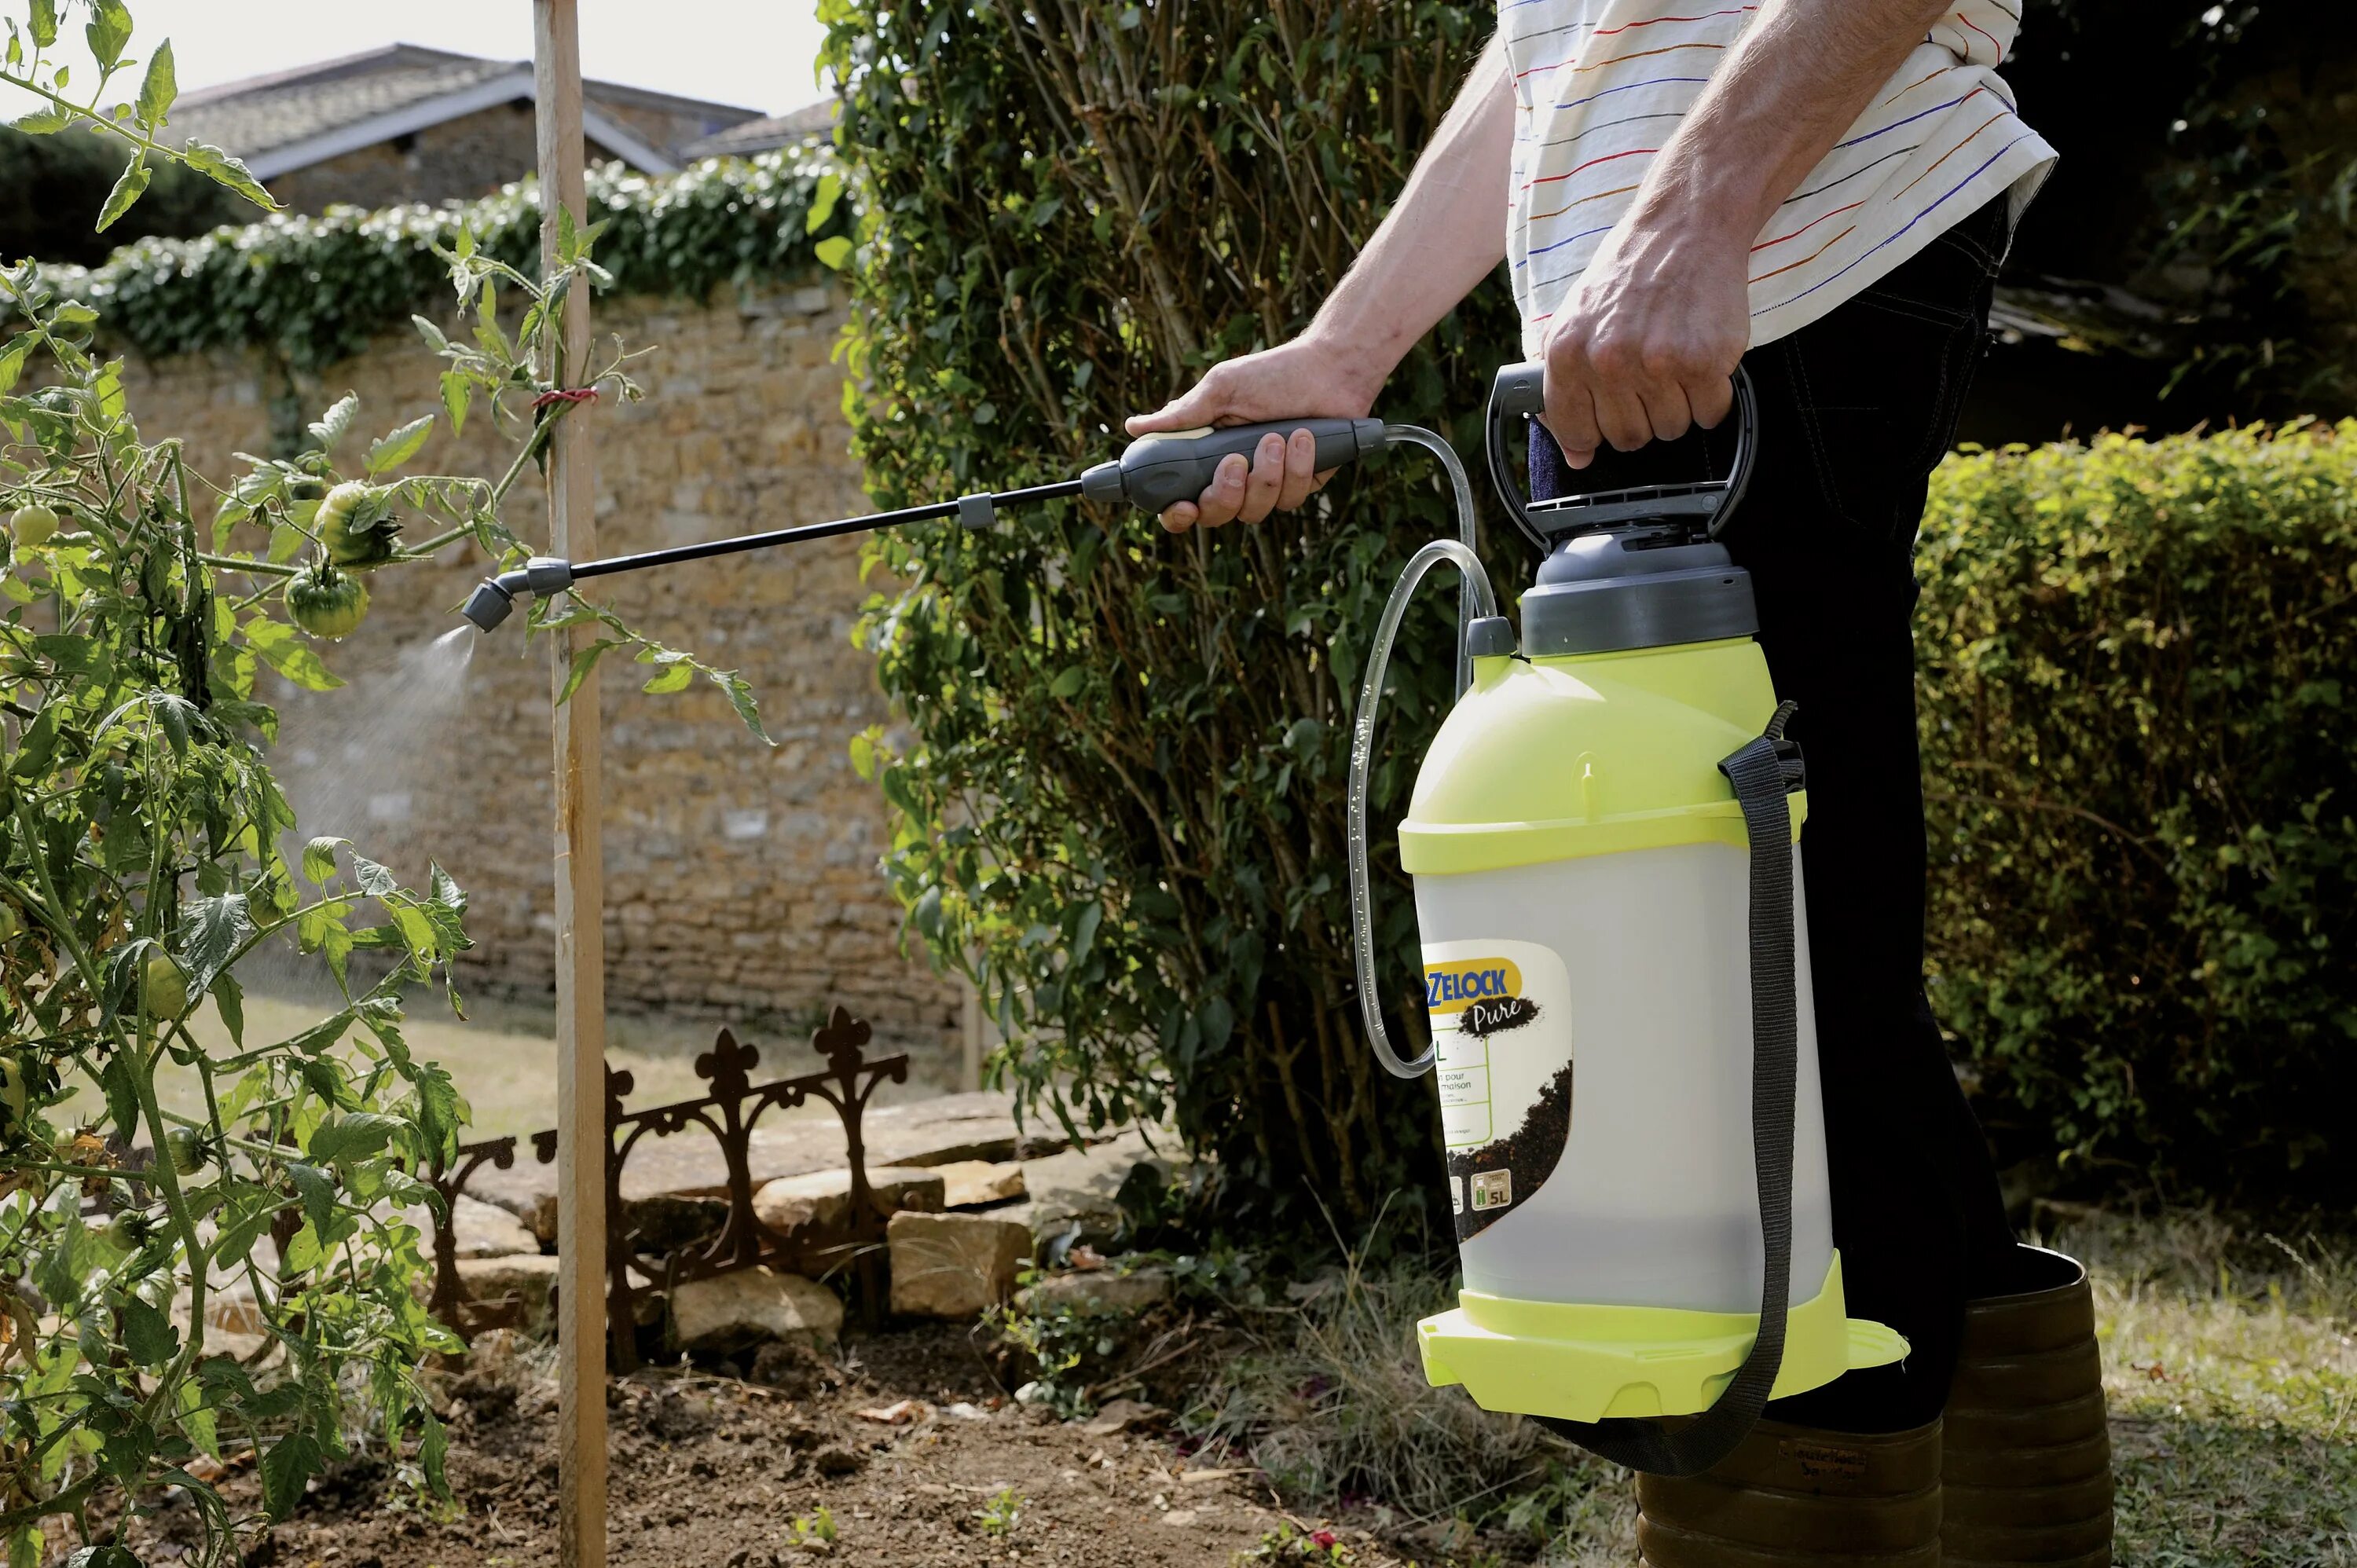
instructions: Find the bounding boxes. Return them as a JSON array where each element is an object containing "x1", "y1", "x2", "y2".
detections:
[
  {"x1": 988, "y1": 1293, "x2": 1100, "y2": 1417},
  {"x1": 977, "y1": 1487, "x2": 1023, "y2": 1537},
  {"x1": 1234, "y1": 1522, "x2": 1350, "y2": 1563},
  {"x1": 785, "y1": 1505, "x2": 837, "y2": 1546}
]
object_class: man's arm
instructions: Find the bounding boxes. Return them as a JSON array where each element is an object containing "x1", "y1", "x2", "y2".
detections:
[
  {"x1": 1539, "y1": 0, "x2": 1954, "y2": 466},
  {"x1": 1125, "y1": 35, "x2": 1514, "y2": 531}
]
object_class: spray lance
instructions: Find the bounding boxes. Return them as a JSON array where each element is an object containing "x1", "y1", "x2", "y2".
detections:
[
  {"x1": 1343, "y1": 362, "x2": 1906, "y2": 1478},
  {"x1": 457, "y1": 416, "x2": 1482, "y2": 647}
]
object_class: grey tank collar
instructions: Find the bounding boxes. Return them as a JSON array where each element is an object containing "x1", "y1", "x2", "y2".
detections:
[{"x1": 1517, "y1": 524, "x2": 1759, "y2": 658}]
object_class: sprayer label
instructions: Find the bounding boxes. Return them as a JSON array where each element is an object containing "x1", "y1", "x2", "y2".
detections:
[
  {"x1": 1424, "y1": 938, "x2": 1573, "y2": 1245},
  {"x1": 1424, "y1": 958, "x2": 1525, "y2": 1017}
]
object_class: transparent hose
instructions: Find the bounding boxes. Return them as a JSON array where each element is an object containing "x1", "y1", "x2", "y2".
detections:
[
  {"x1": 1384, "y1": 424, "x2": 1483, "y2": 698},
  {"x1": 1347, "y1": 526, "x2": 1498, "y2": 1080}
]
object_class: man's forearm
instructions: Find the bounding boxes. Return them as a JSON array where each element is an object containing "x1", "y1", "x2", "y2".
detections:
[
  {"x1": 1625, "y1": 0, "x2": 1952, "y2": 250},
  {"x1": 1304, "y1": 35, "x2": 1514, "y2": 397}
]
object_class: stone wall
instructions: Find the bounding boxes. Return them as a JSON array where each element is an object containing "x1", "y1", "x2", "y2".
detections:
[{"x1": 119, "y1": 280, "x2": 967, "y2": 1063}]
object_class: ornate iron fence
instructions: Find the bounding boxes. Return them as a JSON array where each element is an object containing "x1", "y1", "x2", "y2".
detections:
[{"x1": 424, "y1": 1005, "x2": 907, "y2": 1366}]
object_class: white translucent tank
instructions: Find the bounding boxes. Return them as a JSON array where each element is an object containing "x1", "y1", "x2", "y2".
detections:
[{"x1": 1413, "y1": 841, "x2": 1833, "y2": 1313}]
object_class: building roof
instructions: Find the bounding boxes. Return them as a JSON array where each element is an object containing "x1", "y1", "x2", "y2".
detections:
[
  {"x1": 168, "y1": 44, "x2": 764, "y2": 182},
  {"x1": 680, "y1": 98, "x2": 840, "y2": 161}
]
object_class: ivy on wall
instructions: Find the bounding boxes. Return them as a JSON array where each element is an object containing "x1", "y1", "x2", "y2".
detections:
[{"x1": 42, "y1": 147, "x2": 849, "y2": 372}]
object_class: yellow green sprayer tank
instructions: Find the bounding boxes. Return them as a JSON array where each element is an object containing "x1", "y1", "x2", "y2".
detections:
[{"x1": 1344, "y1": 365, "x2": 1901, "y2": 1476}]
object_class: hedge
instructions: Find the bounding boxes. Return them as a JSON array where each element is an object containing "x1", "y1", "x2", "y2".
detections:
[
  {"x1": 823, "y1": 0, "x2": 1516, "y2": 1224},
  {"x1": 38, "y1": 146, "x2": 846, "y2": 372},
  {"x1": 1918, "y1": 422, "x2": 2357, "y2": 1199}
]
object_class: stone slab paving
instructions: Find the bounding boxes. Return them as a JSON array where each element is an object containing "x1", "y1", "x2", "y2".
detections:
[{"x1": 466, "y1": 1089, "x2": 1052, "y2": 1238}]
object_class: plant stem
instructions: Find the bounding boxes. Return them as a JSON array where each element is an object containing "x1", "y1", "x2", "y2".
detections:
[
  {"x1": 0, "y1": 1474, "x2": 99, "y2": 1536},
  {"x1": 396, "y1": 523, "x2": 478, "y2": 559},
  {"x1": 196, "y1": 552, "x2": 299, "y2": 579}
]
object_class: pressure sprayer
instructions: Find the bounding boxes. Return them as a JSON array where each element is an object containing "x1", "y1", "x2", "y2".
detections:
[{"x1": 1345, "y1": 363, "x2": 1904, "y2": 1478}]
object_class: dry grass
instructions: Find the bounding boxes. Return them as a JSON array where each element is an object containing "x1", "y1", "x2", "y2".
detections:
[
  {"x1": 1176, "y1": 1217, "x2": 1637, "y2": 1563},
  {"x1": 1185, "y1": 1207, "x2": 2357, "y2": 1566}
]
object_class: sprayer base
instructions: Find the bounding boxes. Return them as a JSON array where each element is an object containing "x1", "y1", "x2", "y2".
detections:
[{"x1": 1418, "y1": 1251, "x2": 1904, "y2": 1423}]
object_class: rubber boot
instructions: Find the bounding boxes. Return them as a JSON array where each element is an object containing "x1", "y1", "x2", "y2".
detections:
[
  {"x1": 1942, "y1": 1245, "x2": 2113, "y2": 1567},
  {"x1": 1636, "y1": 1417, "x2": 1943, "y2": 1566}
]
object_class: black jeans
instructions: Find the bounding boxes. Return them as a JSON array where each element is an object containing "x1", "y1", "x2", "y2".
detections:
[{"x1": 1529, "y1": 198, "x2": 2020, "y2": 1432}]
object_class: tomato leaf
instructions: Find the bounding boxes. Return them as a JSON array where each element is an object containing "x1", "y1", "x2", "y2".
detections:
[
  {"x1": 135, "y1": 38, "x2": 175, "y2": 127},
  {"x1": 363, "y1": 413, "x2": 433, "y2": 476}
]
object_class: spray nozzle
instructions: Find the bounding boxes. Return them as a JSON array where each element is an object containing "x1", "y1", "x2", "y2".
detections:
[
  {"x1": 459, "y1": 579, "x2": 514, "y2": 632},
  {"x1": 459, "y1": 556, "x2": 577, "y2": 632}
]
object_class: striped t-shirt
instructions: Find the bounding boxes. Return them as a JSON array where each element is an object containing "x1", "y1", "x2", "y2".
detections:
[{"x1": 1502, "y1": 2, "x2": 2056, "y2": 354}]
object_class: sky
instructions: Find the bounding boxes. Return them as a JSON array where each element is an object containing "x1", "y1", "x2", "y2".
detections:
[{"x1": 5, "y1": 1, "x2": 831, "y2": 118}]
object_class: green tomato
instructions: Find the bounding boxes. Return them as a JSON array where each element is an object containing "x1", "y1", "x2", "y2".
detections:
[
  {"x1": 0, "y1": 904, "x2": 19, "y2": 943},
  {"x1": 9, "y1": 504, "x2": 59, "y2": 548},
  {"x1": 317, "y1": 481, "x2": 398, "y2": 568},
  {"x1": 87, "y1": 1209, "x2": 157, "y2": 1255},
  {"x1": 141, "y1": 950, "x2": 189, "y2": 1021},
  {"x1": 285, "y1": 562, "x2": 372, "y2": 639},
  {"x1": 165, "y1": 1127, "x2": 210, "y2": 1176},
  {"x1": 316, "y1": 479, "x2": 369, "y2": 527}
]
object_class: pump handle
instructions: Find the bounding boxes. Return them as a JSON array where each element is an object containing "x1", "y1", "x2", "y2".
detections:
[
  {"x1": 1081, "y1": 417, "x2": 1388, "y2": 515},
  {"x1": 1485, "y1": 361, "x2": 1758, "y2": 549}
]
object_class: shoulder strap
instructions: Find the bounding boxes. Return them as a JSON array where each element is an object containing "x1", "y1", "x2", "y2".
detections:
[{"x1": 1537, "y1": 700, "x2": 1804, "y2": 1477}]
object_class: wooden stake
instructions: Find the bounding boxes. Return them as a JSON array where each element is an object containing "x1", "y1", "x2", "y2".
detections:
[{"x1": 532, "y1": 5, "x2": 606, "y2": 1566}]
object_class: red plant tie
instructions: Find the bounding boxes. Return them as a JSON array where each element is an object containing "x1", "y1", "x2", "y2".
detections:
[{"x1": 530, "y1": 387, "x2": 600, "y2": 411}]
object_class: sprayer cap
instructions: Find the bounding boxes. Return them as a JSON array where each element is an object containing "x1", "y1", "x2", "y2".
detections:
[{"x1": 1521, "y1": 529, "x2": 1757, "y2": 658}]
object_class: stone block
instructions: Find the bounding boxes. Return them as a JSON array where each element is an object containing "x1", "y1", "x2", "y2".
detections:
[
  {"x1": 451, "y1": 1195, "x2": 539, "y2": 1259},
  {"x1": 933, "y1": 1160, "x2": 1027, "y2": 1209},
  {"x1": 1014, "y1": 1264, "x2": 1175, "y2": 1317},
  {"x1": 454, "y1": 1254, "x2": 562, "y2": 1335},
  {"x1": 753, "y1": 1165, "x2": 944, "y2": 1235},
  {"x1": 670, "y1": 1267, "x2": 843, "y2": 1352},
  {"x1": 1005, "y1": 1127, "x2": 1183, "y2": 1252},
  {"x1": 887, "y1": 1211, "x2": 1031, "y2": 1320}
]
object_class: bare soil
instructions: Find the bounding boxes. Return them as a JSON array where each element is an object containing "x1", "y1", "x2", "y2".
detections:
[{"x1": 123, "y1": 1324, "x2": 1413, "y2": 1568}]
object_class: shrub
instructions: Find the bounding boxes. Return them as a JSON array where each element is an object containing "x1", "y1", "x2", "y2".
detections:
[
  {"x1": 1918, "y1": 422, "x2": 2357, "y2": 1198},
  {"x1": 821, "y1": 0, "x2": 1522, "y2": 1223}
]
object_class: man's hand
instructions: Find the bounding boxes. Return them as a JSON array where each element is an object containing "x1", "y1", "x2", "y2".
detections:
[
  {"x1": 1124, "y1": 35, "x2": 1509, "y2": 530},
  {"x1": 1124, "y1": 335, "x2": 1384, "y2": 532},
  {"x1": 1533, "y1": 0, "x2": 1961, "y2": 467},
  {"x1": 1539, "y1": 212, "x2": 1750, "y2": 469}
]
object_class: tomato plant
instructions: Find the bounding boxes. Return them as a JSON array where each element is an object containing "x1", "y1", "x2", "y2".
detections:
[{"x1": 0, "y1": 5, "x2": 771, "y2": 1560}]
